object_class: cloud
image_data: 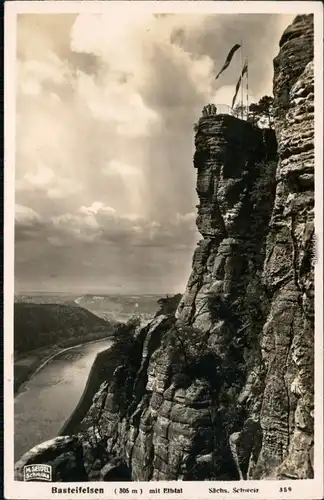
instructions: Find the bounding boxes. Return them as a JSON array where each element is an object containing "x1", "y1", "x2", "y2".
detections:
[
  {"x1": 15, "y1": 204, "x2": 41, "y2": 224},
  {"x1": 24, "y1": 165, "x2": 55, "y2": 187},
  {"x1": 101, "y1": 161, "x2": 146, "y2": 217},
  {"x1": 70, "y1": 13, "x2": 164, "y2": 138},
  {"x1": 52, "y1": 212, "x2": 99, "y2": 231},
  {"x1": 75, "y1": 70, "x2": 160, "y2": 137},
  {"x1": 103, "y1": 160, "x2": 142, "y2": 179},
  {"x1": 78, "y1": 201, "x2": 116, "y2": 216},
  {"x1": 15, "y1": 12, "x2": 295, "y2": 292},
  {"x1": 15, "y1": 200, "x2": 198, "y2": 250},
  {"x1": 15, "y1": 204, "x2": 46, "y2": 243},
  {"x1": 16, "y1": 164, "x2": 83, "y2": 200},
  {"x1": 15, "y1": 198, "x2": 199, "y2": 293}
]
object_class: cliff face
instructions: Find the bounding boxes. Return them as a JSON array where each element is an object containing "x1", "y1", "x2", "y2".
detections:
[
  {"x1": 15, "y1": 15, "x2": 315, "y2": 482},
  {"x1": 77, "y1": 116, "x2": 277, "y2": 482},
  {"x1": 177, "y1": 115, "x2": 277, "y2": 338},
  {"x1": 15, "y1": 118, "x2": 278, "y2": 482},
  {"x1": 252, "y1": 14, "x2": 314, "y2": 479}
]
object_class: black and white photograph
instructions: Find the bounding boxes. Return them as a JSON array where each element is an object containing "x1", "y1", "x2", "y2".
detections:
[{"x1": 4, "y1": 2, "x2": 323, "y2": 499}]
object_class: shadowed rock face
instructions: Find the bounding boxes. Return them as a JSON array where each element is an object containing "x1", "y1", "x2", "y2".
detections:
[
  {"x1": 252, "y1": 14, "x2": 314, "y2": 480},
  {"x1": 273, "y1": 14, "x2": 314, "y2": 122},
  {"x1": 14, "y1": 437, "x2": 88, "y2": 482},
  {"x1": 14, "y1": 15, "x2": 314, "y2": 482},
  {"x1": 177, "y1": 115, "x2": 277, "y2": 334}
]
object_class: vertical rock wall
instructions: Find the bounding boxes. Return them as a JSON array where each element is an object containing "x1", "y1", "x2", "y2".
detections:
[
  {"x1": 252, "y1": 14, "x2": 314, "y2": 479},
  {"x1": 177, "y1": 114, "x2": 277, "y2": 338}
]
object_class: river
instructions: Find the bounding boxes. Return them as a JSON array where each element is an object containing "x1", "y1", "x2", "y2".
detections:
[{"x1": 14, "y1": 338, "x2": 113, "y2": 462}]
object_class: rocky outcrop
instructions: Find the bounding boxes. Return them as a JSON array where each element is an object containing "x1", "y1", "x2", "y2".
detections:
[
  {"x1": 72, "y1": 114, "x2": 276, "y2": 482},
  {"x1": 15, "y1": 14, "x2": 314, "y2": 482},
  {"x1": 14, "y1": 437, "x2": 88, "y2": 482},
  {"x1": 251, "y1": 14, "x2": 314, "y2": 480},
  {"x1": 176, "y1": 114, "x2": 277, "y2": 335}
]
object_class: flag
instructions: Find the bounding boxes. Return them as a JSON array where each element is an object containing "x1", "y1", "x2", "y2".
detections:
[
  {"x1": 232, "y1": 61, "x2": 248, "y2": 108},
  {"x1": 215, "y1": 43, "x2": 241, "y2": 80},
  {"x1": 232, "y1": 76, "x2": 242, "y2": 108}
]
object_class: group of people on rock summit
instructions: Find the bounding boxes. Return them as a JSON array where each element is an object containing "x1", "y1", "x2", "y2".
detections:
[{"x1": 202, "y1": 103, "x2": 218, "y2": 116}]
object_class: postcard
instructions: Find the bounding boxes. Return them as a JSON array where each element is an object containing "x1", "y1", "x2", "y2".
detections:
[{"x1": 4, "y1": 1, "x2": 323, "y2": 499}]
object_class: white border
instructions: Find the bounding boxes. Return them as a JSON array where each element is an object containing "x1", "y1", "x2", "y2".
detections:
[{"x1": 4, "y1": 2, "x2": 324, "y2": 500}]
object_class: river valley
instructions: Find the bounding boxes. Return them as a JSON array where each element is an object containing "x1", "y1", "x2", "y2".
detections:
[{"x1": 14, "y1": 338, "x2": 113, "y2": 462}]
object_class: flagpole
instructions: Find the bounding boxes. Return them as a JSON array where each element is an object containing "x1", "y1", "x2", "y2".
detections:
[
  {"x1": 246, "y1": 57, "x2": 249, "y2": 121},
  {"x1": 240, "y1": 40, "x2": 244, "y2": 119}
]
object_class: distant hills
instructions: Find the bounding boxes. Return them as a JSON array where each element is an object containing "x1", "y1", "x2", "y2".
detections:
[
  {"x1": 73, "y1": 294, "x2": 161, "y2": 322},
  {"x1": 14, "y1": 303, "x2": 114, "y2": 355},
  {"x1": 14, "y1": 293, "x2": 182, "y2": 355},
  {"x1": 14, "y1": 293, "x2": 163, "y2": 323}
]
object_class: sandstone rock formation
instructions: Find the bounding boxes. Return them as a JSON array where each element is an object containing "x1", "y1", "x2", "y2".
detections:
[
  {"x1": 15, "y1": 14, "x2": 314, "y2": 482},
  {"x1": 252, "y1": 14, "x2": 314, "y2": 480},
  {"x1": 14, "y1": 437, "x2": 88, "y2": 482}
]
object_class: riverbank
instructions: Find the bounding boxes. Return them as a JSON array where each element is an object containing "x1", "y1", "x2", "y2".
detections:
[
  {"x1": 14, "y1": 337, "x2": 114, "y2": 461},
  {"x1": 14, "y1": 336, "x2": 113, "y2": 396}
]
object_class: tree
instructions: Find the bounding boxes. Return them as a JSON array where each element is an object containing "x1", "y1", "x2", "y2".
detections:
[
  {"x1": 248, "y1": 96, "x2": 274, "y2": 129},
  {"x1": 156, "y1": 294, "x2": 182, "y2": 316},
  {"x1": 232, "y1": 104, "x2": 248, "y2": 120},
  {"x1": 232, "y1": 96, "x2": 274, "y2": 128},
  {"x1": 168, "y1": 324, "x2": 223, "y2": 388},
  {"x1": 247, "y1": 102, "x2": 259, "y2": 126},
  {"x1": 112, "y1": 318, "x2": 140, "y2": 347}
]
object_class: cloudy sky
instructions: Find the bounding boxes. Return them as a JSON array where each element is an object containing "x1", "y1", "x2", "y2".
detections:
[{"x1": 15, "y1": 10, "x2": 294, "y2": 294}]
